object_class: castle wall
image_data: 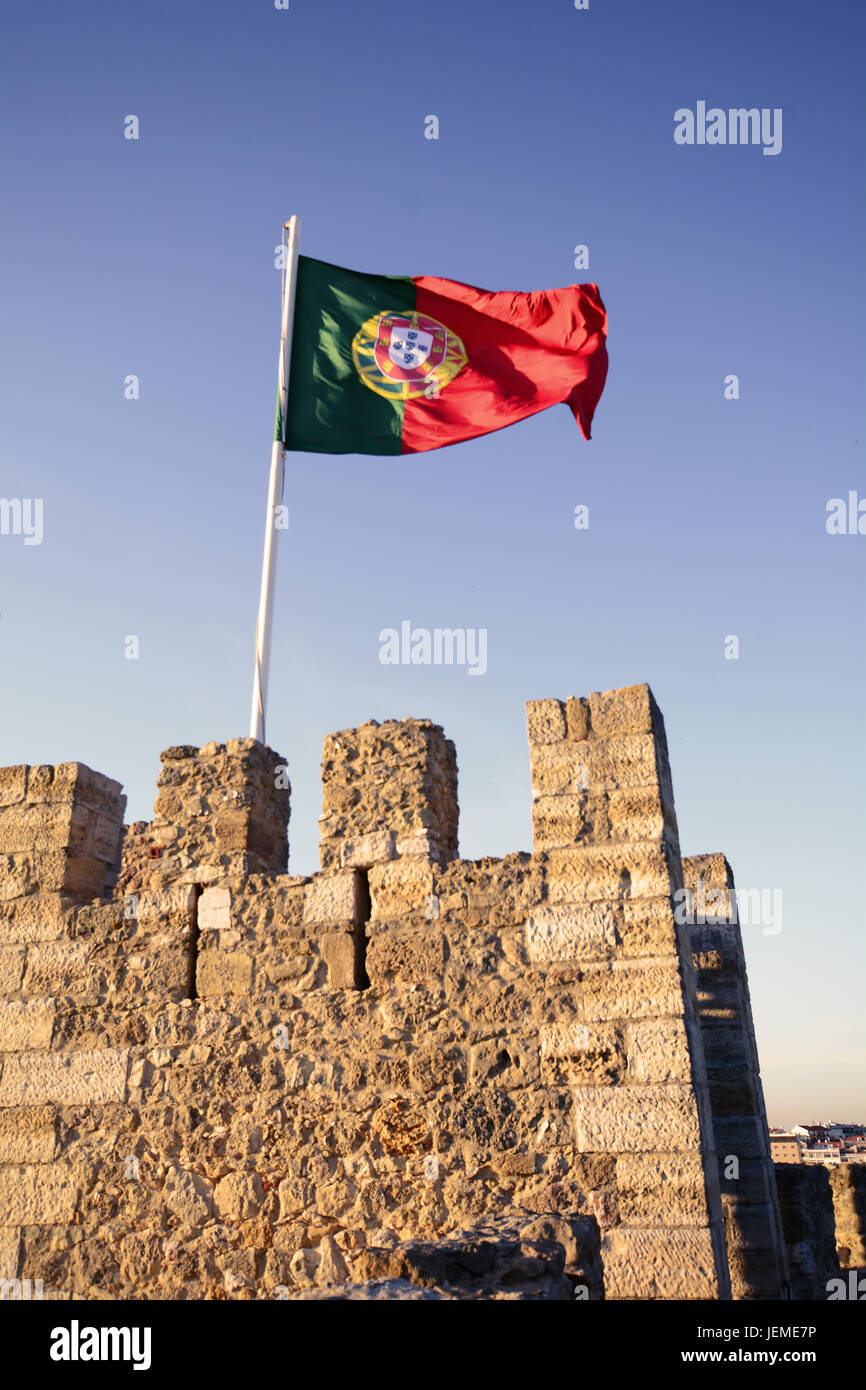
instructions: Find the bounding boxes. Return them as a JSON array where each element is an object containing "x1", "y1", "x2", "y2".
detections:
[
  {"x1": 683, "y1": 854, "x2": 789, "y2": 1299},
  {"x1": 0, "y1": 685, "x2": 799, "y2": 1301},
  {"x1": 525, "y1": 687, "x2": 729, "y2": 1298}
]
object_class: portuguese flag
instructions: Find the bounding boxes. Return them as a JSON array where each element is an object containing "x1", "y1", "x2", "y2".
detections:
[{"x1": 281, "y1": 255, "x2": 608, "y2": 456}]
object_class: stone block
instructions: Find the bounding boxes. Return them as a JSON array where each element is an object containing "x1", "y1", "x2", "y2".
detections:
[
  {"x1": 0, "y1": 946, "x2": 26, "y2": 993},
  {"x1": 0, "y1": 767, "x2": 27, "y2": 809},
  {"x1": 0, "y1": 1230, "x2": 19, "y2": 1281},
  {"x1": 620, "y1": 897, "x2": 680, "y2": 957},
  {"x1": 366, "y1": 925, "x2": 445, "y2": 987},
  {"x1": 0, "y1": 1000, "x2": 55, "y2": 1051},
  {"x1": 711, "y1": 1116, "x2": 768, "y2": 1160},
  {"x1": 529, "y1": 743, "x2": 590, "y2": 797},
  {"x1": 196, "y1": 950, "x2": 254, "y2": 997},
  {"x1": 579, "y1": 958, "x2": 686, "y2": 1023},
  {"x1": 626, "y1": 1018, "x2": 692, "y2": 1083},
  {"x1": 564, "y1": 697, "x2": 590, "y2": 741},
  {"x1": 0, "y1": 1049, "x2": 129, "y2": 1106},
  {"x1": 22, "y1": 941, "x2": 90, "y2": 996},
  {"x1": 588, "y1": 685, "x2": 660, "y2": 738},
  {"x1": 0, "y1": 1107, "x2": 57, "y2": 1163},
  {"x1": 303, "y1": 872, "x2": 361, "y2": 925},
  {"x1": 525, "y1": 699, "x2": 566, "y2": 745},
  {"x1": 0, "y1": 1166, "x2": 80, "y2": 1226},
  {"x1": 616, "y1": 1153, "x2": 709, "y2": 1225},
  {"x1": 588, "y1": 735, "x2": 661, "y2": 792},
  {"x1": 214, "y1": 1171, "x2": 264, "y2": 1223},
  {"x1": 539, "y1": 1022, "x2": 624, "y2": 1085},
  {"x1": 0, "y1": 896, "x2": 70, "y2": 945},
  {"x1": 321, "y1": 932, "x2": 358, "y2": 989},
  {"x1": 601, "y1": 1225, "x2": 722, "y2": 1299},
  {"x1": 526, "y1": 904, "x2": 617, "y2": 963},
  {"x1": 368, "y1": 861, "x2": 434, "y2": 919},
  {"x1": 545, "y1": 844, "x2": 676, "y2": 904},
  {"x1": 530, "y1": 794, "x2": 589, "y2": 849},
  {"x1": 573, "y1": 1084, "x2": 703, "y2": 1153},
  {"x1": 198, "y1": 885, "x2": 232, "y2": 933},
  {"x1": 340, "y1": 831, "x2": 396, "y2": 870}
]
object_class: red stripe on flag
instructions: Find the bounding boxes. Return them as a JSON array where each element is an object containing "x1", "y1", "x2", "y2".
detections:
[{"x1": 401, "y1": 277, "x2": 608, "y2": 454}]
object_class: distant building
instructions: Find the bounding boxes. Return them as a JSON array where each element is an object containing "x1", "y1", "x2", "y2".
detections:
[{"x1": 770, "y1": 1134, "x2": 803, "y2": 1164}]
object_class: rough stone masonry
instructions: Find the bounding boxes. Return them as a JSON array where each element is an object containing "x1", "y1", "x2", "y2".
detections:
[{"x1": 0, "y1": 682, "x2": 850, "y2": 1300}]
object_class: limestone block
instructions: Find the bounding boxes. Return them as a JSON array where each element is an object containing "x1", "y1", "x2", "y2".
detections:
[
  {"x1": 620, "y1": 897, "x2": 680, "y2": 957},
  {"x1": 214, "y1": 1171, "x2": 264, "y2": 1222},
  {"x1": 0, "y1": 1107, "x2": 57, "y2": 1162},
  {"x1": 196, "y1": 950, "x2": 254, "y2": 997},
  {"x1": 588, "y1": 685, "x2": 659, "y2": 738},
  {"x1": 0, "y1": 895, "x2": 70, "y2": 945},
  {"x1": 525, "y1": 699, "x2": 566, "y2": 745},
  {"x1": 303, "y1": 872, "x2": 360, "y2": 925},
  {"x1": 706, "y1": 1116, "x2": 767, "y2": 1160},
  {"x1": 605, "y1": 787, "x2": 673, "y2": 845},
  {"x1": 601, "y1": 1225, "x2": 722, "y2": 1299},
  {"x1": 626, "y1": 1018, "x2": 692, "y2": 1084},
  {"x1": 573, "y1": 1084, "x2": 703, "y2": 1153},
  {"x1": 366, "y1": 925, "x2": 445, "y2": 987},
  {"x1": 545, "y1": 844, "x2": 675, "y2": 904},
  {"x1": 722, "y1": 1201, "x2": 780, "y2": 1253},
  {"x1": 368, "y1": 861, "x2": 434, "y2": 919},
  {"x1": 588, "y1": 735, "x2": 661, "y2": 792},
  {"x1": 530, "y1": 794, "x2": 589, "y2": 849},
  {"x1": 321, "y1": 932, "x2": 358, "y2": 989},
  {"x1": 0, "y1": 1230, "x2": 19, "y2": 1281},
  {"x1": 468, "y1": 1039, "x2": 539, "y2": 1088},
  {"x1": 615, "y1": 1153, "x2": 709, "y2": 1225},
  {"x1": 0, "y1": 1000, "x2": 55, "y2": 1051},
  {"x1": 539, "y1": 1022, "x2": 623, "y2": 1085},
  {"x1": 136, "y1": 883, "x2": 197, "y2": 929},
  {"x1": 0, "y1": 768, "x2": 27, "y2": 809},
  {"x1": 529, "y1": 743, "x2": 590, "y2": 797},
  {"x1": 163, "y1": 1166, "x2": 215, "y2": 1226},
  {"x1": 579, "y1": 958, "x2": 686, "y2": 1023},
  {"x1": 198, "y1": 885, "x2": 232, "y2": 933},
  {"x1": 0, "y1": 1049, "x2": 128, "y2": 1106},
  {"x1": 22, "y1": 940, "x2": 90, "y2": 996},
  {"x1": 564, "y1": 697, "x2": 590, "y2": 741},
  {"x1": 0, "y1": 946, "x2": 26, "y2": 993},
  {"x1": 526, "y1": 904, "x2": 617, "y2": 963},
  {"x1": 0, "y1": 1166, "x2": 80, "y2": 1226},
  {"x1": 340, "y1": 831, "x2": 396, "y2": 869}
]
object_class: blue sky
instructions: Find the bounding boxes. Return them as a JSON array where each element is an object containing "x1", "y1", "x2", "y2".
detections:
[{"x1": 1, "y1": 0, "x2": 863, "y2": 1124}]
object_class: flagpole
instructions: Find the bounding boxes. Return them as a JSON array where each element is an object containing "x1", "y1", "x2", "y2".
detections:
[{"x1": 249, "y1": 215, "x2": 301, "y2": 743}]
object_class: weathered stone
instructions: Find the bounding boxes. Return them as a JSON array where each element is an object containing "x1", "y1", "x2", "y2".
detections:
[
  {"x1": 0, "y1": 1166, "x2": 80, "y2": 1226},
  {"x1": 0, "y1": 1049, "x2": 128, "y2": 1106}
]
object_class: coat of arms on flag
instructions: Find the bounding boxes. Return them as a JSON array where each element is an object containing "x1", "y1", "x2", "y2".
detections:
[{"x1": 353, "y1": 310, "x2": 468, "y2": 401}]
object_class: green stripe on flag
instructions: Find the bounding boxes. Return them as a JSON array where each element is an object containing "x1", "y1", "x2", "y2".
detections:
[{"x1": 284, "y1": 256, "x2": 416, "y2": 455}]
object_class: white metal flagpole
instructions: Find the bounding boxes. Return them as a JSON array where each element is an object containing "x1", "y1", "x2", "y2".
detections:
[{"x1": 249, "y1": 216, "x2": 301, "y2": 743}]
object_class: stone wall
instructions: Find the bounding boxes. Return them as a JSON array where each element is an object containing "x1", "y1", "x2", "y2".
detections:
[
  {"x1": 683, "y1": 854, "x2": 789, "y2": 1299},
  {"x1": 0, "y1": 685, "x2": 793, "y2": 1301},
  {"x1": 774, "y1": 1165, "x2": 841, "y2": 1300},
  {"x1": 829, "y1": 1165, "x2": 866, "y2": 1271}
]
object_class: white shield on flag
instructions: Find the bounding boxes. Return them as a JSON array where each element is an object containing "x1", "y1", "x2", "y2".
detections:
[{"x1": 388, "y1": 325, "x2": 434, "y2": 370}]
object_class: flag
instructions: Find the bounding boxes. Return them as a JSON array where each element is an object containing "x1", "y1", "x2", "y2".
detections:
[{"x1": 281, "y1": 255, "x2": 608, "y2": 455}]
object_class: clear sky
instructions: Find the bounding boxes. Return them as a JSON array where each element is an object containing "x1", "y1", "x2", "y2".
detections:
[{"x1": 1, "y1": 0, "x2": 863, "y2": 1126}]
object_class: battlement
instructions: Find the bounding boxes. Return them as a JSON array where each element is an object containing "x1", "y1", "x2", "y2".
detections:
[{"x1": 0, "y1": 683, "x2": 812, "y2": 1301}]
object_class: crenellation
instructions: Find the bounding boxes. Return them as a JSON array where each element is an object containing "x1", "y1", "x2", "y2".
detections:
[{"x1": 0, "y1": 685, "x2": 818, "y2": 1300}]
